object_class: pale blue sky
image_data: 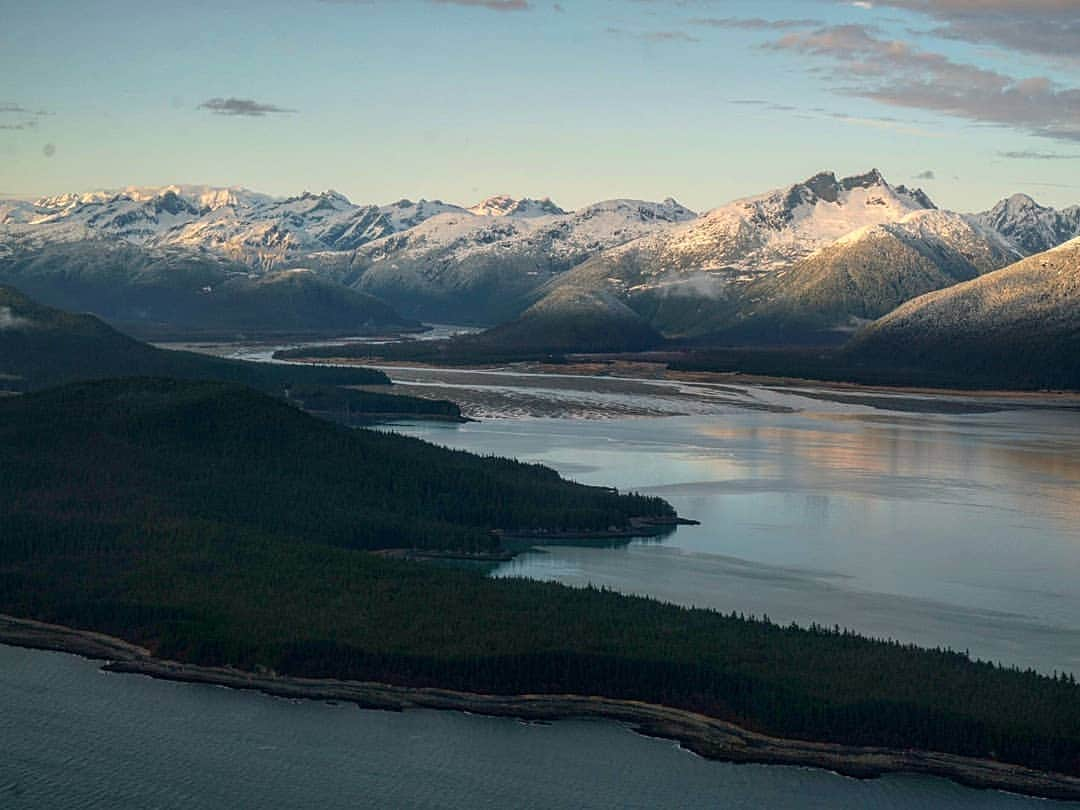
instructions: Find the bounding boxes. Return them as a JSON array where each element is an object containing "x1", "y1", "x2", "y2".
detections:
[{"x1": 1, "y1": 0, "x2": 1078, "y2": 212}]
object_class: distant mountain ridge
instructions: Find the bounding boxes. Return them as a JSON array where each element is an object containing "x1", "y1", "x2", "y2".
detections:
[
  {"x1": 3, "y1": 174, "x2": 1077, "y2": 343},
  {"x1": 0, "y1": 186, "x2": 467, "y2": 269},
  {"x1": 349, "y1": 197, "x2": 698, "y2": 322},
  {"x1": 0, "y1": 240, "x2": 418, "y2": 339},
  {"x1": 970, "y1": 194, "x2": 1080, "y2": 256}
]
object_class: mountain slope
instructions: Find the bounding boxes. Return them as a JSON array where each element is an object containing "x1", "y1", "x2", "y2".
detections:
[
  {"x1": 674, "y1": 209, "x2": 1017, "y2": 343},
  {"x1": 0, "y1": 284, "x2": 388, "y2": 392},
  {"x1": 474, "y1": 287, "x2": 663, "y2": 353},
  {"x1": 971, "y1": 194, "x2": 1080, "y2": 256},
  {"x1": 2, "y1": 379, "x2": 1079, "y2": 789},
  {"x1": 0, "y1": 186, "x2": 465, "y2": 269},
  {"x1": 848, "y1": 238, "x2": 1080, "y2": 389},
  {"x1": 468, "y1": 195, "x2": 565, "y2": 218},
  {"x1": 0, "y1": 241, "x2": 417, "y2": 338},
  {"x1": 581, "y1": 170, "x2": 935, "y2": 292},
  {"x1": 350, "y1": 198, "x2": 697, "y2": 323},
  {"x1": 0, "y1": 377, "x2": 670, "y2": 557},
  {"x1": 539, "y1": 207, "x2": 1018, "y2": 344}
]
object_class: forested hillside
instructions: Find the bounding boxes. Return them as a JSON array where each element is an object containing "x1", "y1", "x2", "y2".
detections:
[
  {"x1": 0, "y1": 378, "x2": 672, "y2": 554},
  {"x1": 0, "y1": 284, "x2": 461, "y2": 417},
  {"x1": 0, "y1": 380, "x2": 1077, "y2": 781}
]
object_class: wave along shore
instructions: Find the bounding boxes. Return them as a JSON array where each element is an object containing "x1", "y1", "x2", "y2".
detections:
[{"x1": 3, "y1": 613, "x2": 1080, "y2": 803}]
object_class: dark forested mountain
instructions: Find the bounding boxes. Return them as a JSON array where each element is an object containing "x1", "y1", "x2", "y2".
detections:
[
  {"x1": 0, "y1": 285, "x2": 464, "y2": 421},
  {"x1": 465, "y1": 287, "x2": 663, "y2": 354}
]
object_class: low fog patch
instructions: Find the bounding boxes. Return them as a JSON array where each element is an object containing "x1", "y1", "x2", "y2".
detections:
[{"x1": 0, "y1": 306, "x2": 32, "y2": 330}]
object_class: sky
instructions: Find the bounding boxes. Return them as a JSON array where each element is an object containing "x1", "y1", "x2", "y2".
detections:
[{"x1": 1, "y1": 0, "x2": 1078, "y2": 213}]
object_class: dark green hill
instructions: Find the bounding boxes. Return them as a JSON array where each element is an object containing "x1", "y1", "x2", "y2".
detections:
[
  {"x1": 474, "y1": 287, "x2": 663, "y2": 353},
  {"x1": 0, "y1": 377, "x2": 672, "y2": 555},
  {"x1": 0, "y1": 284, "x2": 465, "y2": 418},
  {"x1": 0, "y1": 284, "x2": 386, "y2": 392}
]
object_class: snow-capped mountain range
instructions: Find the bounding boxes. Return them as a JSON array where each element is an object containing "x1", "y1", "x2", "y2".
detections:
[
  {"x1": 350, "y1": 197, "x2": 698, "y2": 321},
  {"x1": 1, "y1": 171, "x2": 1077, "y2": 333},
  {"x1": 969, "y1": 194, "x2": 1080, "y2": 256},
  {"x1": 0, "y1": 185, "x2": 472, "y2": 269}
]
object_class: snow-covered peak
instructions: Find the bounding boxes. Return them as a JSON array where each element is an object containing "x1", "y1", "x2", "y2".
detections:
[
  {"x1": 468, "y1": 195, "x2": 566, "y2": 218},
  {"x1": 829, "y1": 208, "x2": 1021, "y2": 274},
  {"x1": 5, "y1": 185, "x2": 402, "y2": 264},
  {"x1": 352, "y1": 195, "x2": 705, "y2": 318},
  {"x1": 575, "y1": 198, "x2": 697, "y2": 223},
  {"x1": 379, "y1": 198, "x2": 467, "y2": 231},
  {"x1": 0, "y1": 199, "x2": 35, "y2": 226},
  {"x1": 603, "y1": 169, "x2": 936, "y2": 278},
  {"x1": 31, "y1": 185, "x2": 277, "y2": 216},
  {"x1": 710, "y1": 169, "x2": 934, "y2": 229},
  {"x1": 972, "y1": 193, "x2": 1080, "y2": 256},
  {"x1": 281, "y1": 189, "x2": 352, "y2": 208}
]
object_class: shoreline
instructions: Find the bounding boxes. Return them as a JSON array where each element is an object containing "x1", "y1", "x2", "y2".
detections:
[
  {"x1": 3, "y1": 614, "x2": 1079, "y2": 803},
  {"x1": 281, "y1": 354, "x2": 1080, "y2": 409}
]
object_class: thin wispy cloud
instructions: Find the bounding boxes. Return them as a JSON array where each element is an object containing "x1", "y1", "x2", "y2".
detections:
[
  {"x1": 431, "y1": 0, "x2": 530, "y2": 9},
  {"x1": 198, "y1": 98, "x2": 297, "y2": 117},
  {"x1": 692, "y1": 18, "x2": 822, "y2": 31},
  {"x1": 913, "y1": 169, "x2": 936, "y2": 179},
  {"x1": 999, "y1": 150, "x2": 1080, "y2": 160},
  {"x1": 318, "y1": 0, "x2": 531, "y2": 9},
  {"x1": 607, "y1": 27, "x2": 699, "y2": 44},
  {"x1": 0, "y1": 104, "x2": 51, "y2": 117},
  {"x1": 727, "y1": 99, "x2": 940, "y2": 137},
  {"x1": 0, "y1": 103, "x2": 50, "y2": 131},
  {"x1": 767, "y1": 24, "x2": 1080, "y2": 141}
]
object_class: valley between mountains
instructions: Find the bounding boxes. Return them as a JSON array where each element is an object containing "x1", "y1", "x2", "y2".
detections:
[{"x1": 3, "y1": 169, "x2": 1078, "y2": 389}]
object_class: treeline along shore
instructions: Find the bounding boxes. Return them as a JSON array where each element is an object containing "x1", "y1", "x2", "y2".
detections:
[{"x1": 3, "y1": 615, "x2": 1080, "y2": 803}]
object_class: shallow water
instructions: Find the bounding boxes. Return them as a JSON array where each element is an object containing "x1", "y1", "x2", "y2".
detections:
[{"x1": 2, "y1": 646, "x2": 1073, "y2": 809}]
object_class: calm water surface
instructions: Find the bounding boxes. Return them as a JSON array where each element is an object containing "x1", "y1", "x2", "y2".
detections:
[
  {"x1": 2, "y1": 645, "x2": 1072, "y2": 809},
  {"x1": 380, "y1": 367, "x2": 1080, "y2": 675}
]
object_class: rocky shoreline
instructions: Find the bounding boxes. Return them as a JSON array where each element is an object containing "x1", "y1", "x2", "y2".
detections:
[{"x1": 3, "y1": 613, "x2": 1079, "y2": 803}]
